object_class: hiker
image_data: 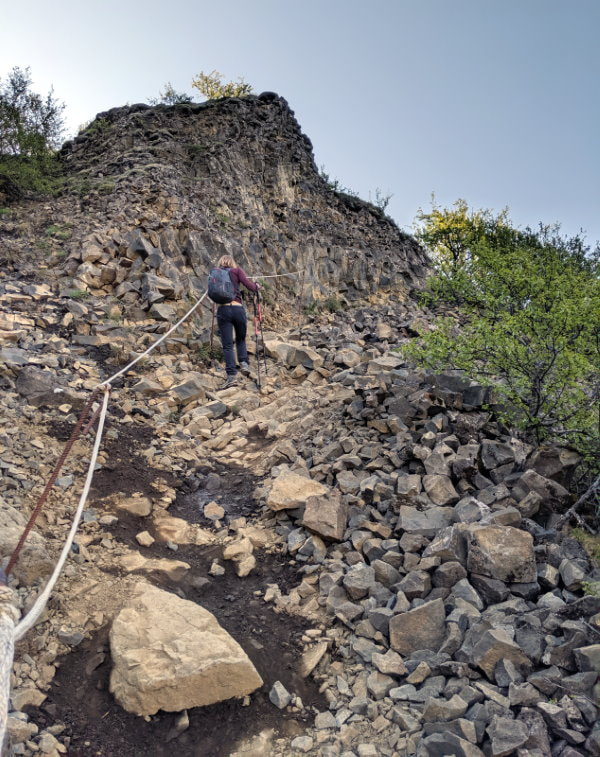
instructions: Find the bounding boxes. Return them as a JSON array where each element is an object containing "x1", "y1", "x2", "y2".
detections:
[{"x1": 209, "y1": 255, "x2": 259, "y2": 390}]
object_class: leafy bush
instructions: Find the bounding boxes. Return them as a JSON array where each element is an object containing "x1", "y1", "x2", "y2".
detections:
[
  {"x1": 77, "y1": 117, "x2": 109, "y2": 136},
  {"x1": 148, "y1": 82, "x2": 193, "y2": 105},
  {"x1": 405, "y1": 200, "x2": 599, "y2": 458},
  {"x1": 319, "y1": 165, "x2": 359, "y2": 197},
  {"x1": 191, "y1": 70, "x2": 253, "y2": 100},
  {"x1": 0, "y1": 67, "x2": 65, "y2": 196},
  {"x1": 374, "y1": 188, "x2": 393, "y2": 213}
]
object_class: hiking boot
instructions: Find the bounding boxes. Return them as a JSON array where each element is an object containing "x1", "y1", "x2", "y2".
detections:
[
  {"x1": 218, "y1": 375, "x2": 237, "y2": 391},
  {"x1": 239, "y1": 361, "x2": 251, "y2": 376}
]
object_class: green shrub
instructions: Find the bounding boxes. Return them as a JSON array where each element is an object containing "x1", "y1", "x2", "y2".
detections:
[
  {"x1": 324, "y1": 295, "x2": 342, "y2": 313},
  {"x1": 319, "y1": 165, "x2": 359, "y2": 198},
  {"x1": 0, "y1": 66, "x2": 65, "y2": 197},
  {"x1": 46, "y1": 223, "x2": 71, "y2": 240},
  {"x1": 191, "y1": 70, "x2": 253, "y2": 100},
  {"x1": 78, "y1": 118, "x2": 109, "y2": 136},
  {"x1": 406, "y1": 200, "x2": 599, "y2": 457},
  {"x1": 148, "y1": 82, "x2": 193, "y2": 105},
  {"x1": 97, "y1": 180, "x2": 115, "y2": 195}
]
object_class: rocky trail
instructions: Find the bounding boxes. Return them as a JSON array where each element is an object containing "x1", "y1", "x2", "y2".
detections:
[{"x1": 1, "y1": 265, "x2": 599, "y2": 757}]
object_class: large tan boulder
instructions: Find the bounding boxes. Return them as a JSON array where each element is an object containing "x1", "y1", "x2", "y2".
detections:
[
  {"x1": 266, "y1": 471, "x2": 329, "y2": 511},
  {"x1": 109, "y1": 583, "x2": 263, "y2": 716}
]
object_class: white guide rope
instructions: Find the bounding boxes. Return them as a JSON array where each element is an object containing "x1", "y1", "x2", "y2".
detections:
[
  {"x1": 0, "y1": 588, "x2": 19, "y2": 749},
  {"x1": 1, "y1": 389, "x2": 109, "y2": 747},
  {"x1": 98, "y1": 291, "x2": 208, "y2": 388},
  {"x1": 251, "y1": 268, "x2": 306, "y2": 280},
  {"x1": 14, "y1": 388, "x2": 110, "y2": 641}
]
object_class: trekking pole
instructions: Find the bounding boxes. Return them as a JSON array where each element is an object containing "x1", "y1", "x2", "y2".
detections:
[
  {"x1": 210, "y1": 302, "x2": 216, "y2": 353},
  {"x1": 253, "y1": 294, "x2": 262, "y2": 393},
  {"x1": 256, "y1": 291, "x2": 268, "y2": 378}
]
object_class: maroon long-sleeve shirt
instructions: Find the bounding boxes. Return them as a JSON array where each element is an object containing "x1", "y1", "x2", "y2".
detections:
[{"x1": 224, "y1": 266, "x2": 258, "y2": 303}]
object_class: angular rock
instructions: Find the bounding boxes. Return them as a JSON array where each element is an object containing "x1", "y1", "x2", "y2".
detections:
[
  {"x1": 372, "y1": 649, "x2": 407, "y2": 676},
  {"x1": 367, "y1": 670, "x2": 395, "y2": 700},
  {"x1": 117, "y1": 494, "x2": 153, "y2": 517},
  {"x1": 470, "y1": 628, "x2": 532, "y2": 681},
  {"x1": 171, "y1": 376, "x2": 206, "y2": 405},
  {"x1": 574, "y1": 644, "x2": 600, "y2": 673},
  {"x1": 266, "y1": 471, "x2": 329, "y2": 511},
  {"x1": 269, "y1": 680, "x2": 292, "y2": 709},
  {"x1": 398, "y1": 570, "x2": 431, "y2": 600},
  {"x1": 286, "y1": 345, "x2": 323, "y2": 369},
  {"x1": 423, "y1": 694, "x2": 468, "y2": 723},
  {"x1": 487, "y1": 715, "x2": 529, "y2": 756},
  {"x1": 299, "y1": 641, "x2": 328, "y2": 678},
  {"x1": 302, "y1": 490, "x2": 347, "y2": 541},
  {"x1": 396, "y1": 505, "x2": 454, "y2": 537},
  {"x1": 396, "y1": 474, "x2": 422, "y2": 498},
  {"x1": 109, "y1": 583, "x2": 263, "y2": 715},
  {"x1": 511, "y1": 469, "x2": 569, "y2": 503},
  {"x1": 433, "y1": 561, "x2": 467, "y2": 588},
  {"x1": 559, "y1": 558, "x2": 587, "y2": 591},
  {"x1": 343, "y1": 564, "x2": 376, "y2": 600},
  {"x1": 420, "y1": 732, "x2": 485, "y2": 756},
  {"x1": 423, "y1": 474, "x2": 460, "y2": 506},
  {"x1": 423, "y1": 525, "x2": 468, "y2": 563},
  {"x1": 334, "y1": 348, "x2": 361, "y2": 368},
  {"x1": 527, "y1": 446, "x2": 580, "y2": 487},
  {"x1": 467, "y1": 525, "x2": 536, "y2": 583},
  {"x1": 389, "y1": 598, "x2": 446, "y2": 656}
]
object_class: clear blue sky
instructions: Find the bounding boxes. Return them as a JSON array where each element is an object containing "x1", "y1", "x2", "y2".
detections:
[{"x1": 2, "y1": 0, "x2": 599, "y2": 245}]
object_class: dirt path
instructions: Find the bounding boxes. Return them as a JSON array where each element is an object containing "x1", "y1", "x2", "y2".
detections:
[{"x1": 27, "y1": 362, "x2": 335, "y2": 756}]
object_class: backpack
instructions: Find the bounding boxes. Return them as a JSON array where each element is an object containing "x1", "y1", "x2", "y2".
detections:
[{"x1": 207, "y1": 267, "x2": 236, "y2": 304}]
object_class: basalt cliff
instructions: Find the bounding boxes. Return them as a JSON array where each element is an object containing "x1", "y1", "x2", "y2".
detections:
[{"x1": 5, "y1": 93, "x2": 428, "y2": 316}]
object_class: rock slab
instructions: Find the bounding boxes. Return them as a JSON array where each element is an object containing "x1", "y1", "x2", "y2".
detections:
[
  {"x1": 109, "y1": 583, "x2": 263, "y2": 716},
  {"x1": 266, "y1": 470, "x2": 329, "y2": 511},
  {"x1": 467, "y1": 525, "x2": 536, "y2": 583},
  {"x1": 389, "y1": 598, "x2": 447, "y2": 656}
]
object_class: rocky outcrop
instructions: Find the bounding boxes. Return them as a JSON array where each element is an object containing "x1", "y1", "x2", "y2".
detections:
[
  {"x1": 109, "y1": 582, "x2": 263, "y2": 716},
  {"x1": 51, "y1": 94, "x2": 428, "y2": 319}
]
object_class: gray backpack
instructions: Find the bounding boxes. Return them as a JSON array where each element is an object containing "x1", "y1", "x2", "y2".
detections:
[{"x1": 208, "y1": 267, "x2": 235, "y2": 304}]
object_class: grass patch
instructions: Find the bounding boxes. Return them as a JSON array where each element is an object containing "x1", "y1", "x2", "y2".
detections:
[
  {"x1": 46, "y1": 224, "x2": 72, "y2": 240},
  {"x1": 570, "y1": 528, "x2": 600, "y2": 564}
]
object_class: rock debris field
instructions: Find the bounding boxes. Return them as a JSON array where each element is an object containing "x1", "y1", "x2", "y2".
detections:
[{"x1": 1, "y1": 271, "x2": 599, "y2": 757}]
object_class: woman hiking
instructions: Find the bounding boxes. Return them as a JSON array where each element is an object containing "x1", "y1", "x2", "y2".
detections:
[{"x1": 208, "y1": 255, "x2": 259, "y2": 390}]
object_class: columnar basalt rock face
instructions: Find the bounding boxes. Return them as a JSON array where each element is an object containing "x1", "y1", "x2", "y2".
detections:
[{"x1": 56, "y1": 94, "x2": 429, "y2": 316}]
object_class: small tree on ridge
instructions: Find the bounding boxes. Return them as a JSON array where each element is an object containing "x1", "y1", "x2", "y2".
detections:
[{"x1": 191, "y1": 70, "x2": 253, "y2": 100}]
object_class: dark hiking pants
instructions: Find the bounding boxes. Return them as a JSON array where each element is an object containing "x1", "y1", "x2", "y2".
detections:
[{"x1": 217, "y1": 305, "x2": 249, "y2": 376}]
